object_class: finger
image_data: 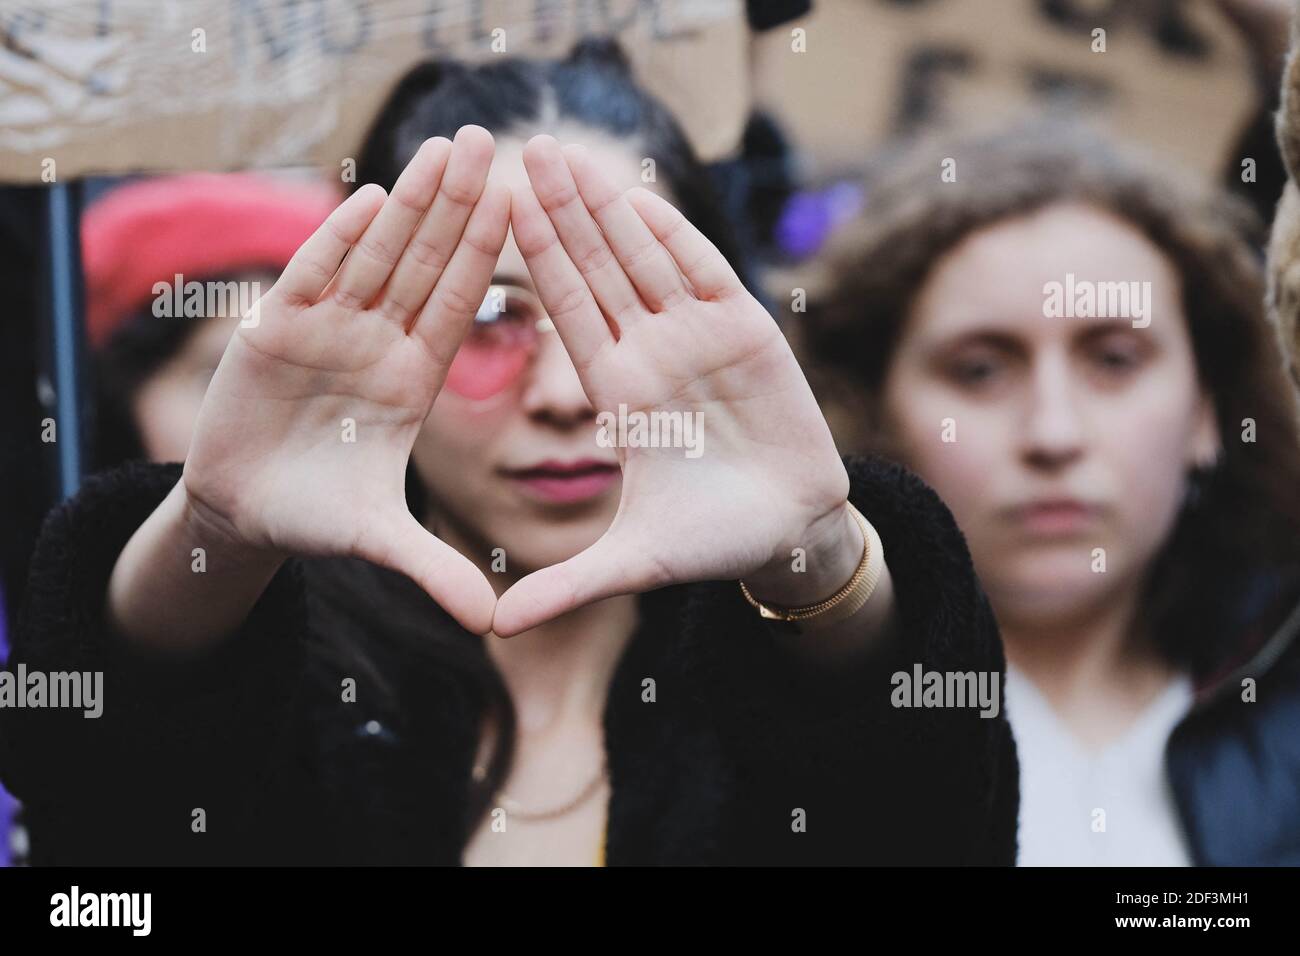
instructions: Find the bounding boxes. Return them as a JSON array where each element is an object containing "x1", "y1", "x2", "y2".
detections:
[
  {"x1": 329, "y1": 136, "x2": 450, "y2": 311},
  {"x1": 509, "y1": 180, "x2": 615, "y2": 372},
  {"x1": 273, "y1": 184, "x2": 386, "y2": 307},
  {"x1": 522, "y1": 135, "x2": 645, "y2": 330},
  {"x1": 624, "y1": 186, "x2": 744, "y2": 301},
  {"x1": 380, "y1": 126, "x2": 495, "y2": 327},
  {"x1": 357, "y1": 510, "x2": 497, "y2": 636},
  {"x1": 412, "y1": 180, "x2": 511, "y2": 366},
  {"x1": 491, "y1": 530, "x2": 656, "y2": 637},
  {"x1": 563, "y1": 144, "x2": 688, "y2": 312}
]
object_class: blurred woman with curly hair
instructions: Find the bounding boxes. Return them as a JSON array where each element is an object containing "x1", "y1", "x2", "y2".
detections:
[{"x1": 802, "y1": 124, "x2": 1300, "y2": 865}]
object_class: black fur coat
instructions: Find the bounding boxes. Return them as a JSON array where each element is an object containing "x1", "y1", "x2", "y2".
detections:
[{"x1": 0, "y1": 455, "x2": 1018, "y2": 865}]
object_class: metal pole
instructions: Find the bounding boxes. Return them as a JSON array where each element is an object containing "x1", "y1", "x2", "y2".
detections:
[{"x1": 41, "y1": 181, "x2": 86, "y2": 501}]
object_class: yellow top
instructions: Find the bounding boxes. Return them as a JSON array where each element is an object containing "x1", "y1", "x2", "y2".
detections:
[{"x1": 596, "y1": 821, "x2": 607, "y2": 866}]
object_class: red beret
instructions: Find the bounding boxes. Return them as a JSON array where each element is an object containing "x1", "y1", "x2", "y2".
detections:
[{"x1": 81, "y1": 173, "x2": 340, "y2": 347}]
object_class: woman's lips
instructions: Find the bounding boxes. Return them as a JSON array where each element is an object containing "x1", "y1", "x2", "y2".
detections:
[
  {"x1": 502, "y1": 459, "x2": 620, "y2": 504},
  {"x1": 1005, "y1": 499, "x2": 1101, "y2": 535}
]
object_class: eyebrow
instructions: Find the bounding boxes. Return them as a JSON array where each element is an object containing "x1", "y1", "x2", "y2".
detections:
[
  {"x1": 927, "y1": 330, "x2": 1025, "y2": 355},
  {"x1": 928, "y1": 315, "x2": 1147, "y2": 350}
]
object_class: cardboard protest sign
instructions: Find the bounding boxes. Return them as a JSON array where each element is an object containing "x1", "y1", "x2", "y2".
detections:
[
  {"x1": 0, "y1": 0, "x2": 749, "y2": 182},
  {"x1": 753, "y1": 0, "x2": 1257, "y2": 181}
]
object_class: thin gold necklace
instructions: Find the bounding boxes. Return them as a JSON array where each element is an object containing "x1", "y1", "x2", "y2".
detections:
[{"x1": 472, "y1": 757, "x2": 609, "y2": 821}]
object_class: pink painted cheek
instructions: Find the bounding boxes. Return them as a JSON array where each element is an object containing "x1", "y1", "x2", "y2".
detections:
[{"x1": 443, "y1": 345, "x2": 531, "y2": 401}]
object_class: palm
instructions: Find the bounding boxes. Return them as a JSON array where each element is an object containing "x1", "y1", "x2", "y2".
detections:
[
  {"x1": 494, "y1": 137, "x2": 848, "y2": 635},
  {"x1": 590, "y1": 296, "x2": 845, "y2": 583},
  {"x1": 180, "y1": 128, "x2": 510, "y2": 634},
  {"x1": 187, "y1": 310, "x2": 441, "y2": 555}
]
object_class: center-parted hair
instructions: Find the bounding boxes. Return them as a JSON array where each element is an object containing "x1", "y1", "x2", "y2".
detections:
[
  {"x1": 354, "y1": 37, "x2": 744, "y2": 282},
  {"x1": 798, "y1": 122, "x2": 1300, "y2": 677}
]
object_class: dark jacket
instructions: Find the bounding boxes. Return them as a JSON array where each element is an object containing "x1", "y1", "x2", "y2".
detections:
[
  {"x1": 0, "y1": 455, "x2": 1019, "y2": 866},
  {"x1": 1166, "y1": 566, "x2": 1300, "y2": 865}
]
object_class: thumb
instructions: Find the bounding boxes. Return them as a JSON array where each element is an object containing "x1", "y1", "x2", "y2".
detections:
[
  {"x1": 357, "y1": 509, "x2": 497, "y2": 635},
  {"x1": 491, "y1": 529, "x2": 659, "y2": 637}
]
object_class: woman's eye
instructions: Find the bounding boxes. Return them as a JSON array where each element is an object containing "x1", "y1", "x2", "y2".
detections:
[
  {"x1": 467, "y1": 301, "x2": 538, "y2": 351},
  {"x1": 1098, "y1": 350, "x2": 1133, "y2": 369},
  {"x1": 948, "y1": 355, "x2": 1002, "y2": 387},
  {"x1": 472, "y1": 306, "x2": 527, "y2": 330},
  {"x1": 1090, "y1": 339, "x2": 1144, "y2": 374}
]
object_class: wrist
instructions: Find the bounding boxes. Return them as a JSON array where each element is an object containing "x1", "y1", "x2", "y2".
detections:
[
  {"x1": 107, "y1": 479, "x2": 287, "y2": 654},
  {"x1": 742, "y1": 501, "x2": 863, "y2": 608},
  {"x1": 174, "y1": 481, "x2": 287, "y2": 573}
]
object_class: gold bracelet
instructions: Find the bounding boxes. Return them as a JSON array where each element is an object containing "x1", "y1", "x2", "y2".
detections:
[{"x1": 738, "y1": 503, "x2": 884, "y2": 632}]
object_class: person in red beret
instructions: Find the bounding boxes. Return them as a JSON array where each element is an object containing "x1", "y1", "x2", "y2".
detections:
[{"x1": 82, "y1": 173, "x2": 338, "y2": 466}]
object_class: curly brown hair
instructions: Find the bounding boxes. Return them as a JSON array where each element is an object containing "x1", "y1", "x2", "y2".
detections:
[{"x1": 797, "y1": 123, "x2": 1300, "y2": 676}]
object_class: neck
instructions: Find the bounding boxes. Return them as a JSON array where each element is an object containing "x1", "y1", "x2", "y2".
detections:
[
  {"x1": 484, "y1": 594, "x2": 639, "y2": 736},
  {"x1": 994, "y1": 575, "x2": 1187, "y2": 754},
  {"x1": 997, "y1": 579, "x2": 1176, "y2": 721},
  {"x1": 434, "y1": 516, "x2": 639, "y2": 737}
]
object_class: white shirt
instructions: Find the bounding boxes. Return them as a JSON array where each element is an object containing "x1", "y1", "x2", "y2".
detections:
[{"x1": 1003, "y1": 661, "x2": 1196, "y2": 866}]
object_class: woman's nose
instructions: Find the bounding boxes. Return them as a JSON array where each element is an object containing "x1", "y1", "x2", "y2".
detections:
[
  {"x1": 1020, "y1": 354, "x2": 1085, "y2": 468},
  {"x1": 518, "y1": 328, "x2": 595, "y2": 427}
]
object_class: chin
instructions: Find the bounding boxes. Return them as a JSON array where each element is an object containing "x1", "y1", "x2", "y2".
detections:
[
  {"x1": 501, "y1": 517, "x2": 611, "y2": 574},
  {"x1": 985, "y1": 556, "x2": 1116, "y2": 621}
]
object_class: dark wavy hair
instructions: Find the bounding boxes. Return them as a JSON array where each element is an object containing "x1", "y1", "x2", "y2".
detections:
[{"x1": 798, "y1": 122, "x2": 1300, "y2": 679}]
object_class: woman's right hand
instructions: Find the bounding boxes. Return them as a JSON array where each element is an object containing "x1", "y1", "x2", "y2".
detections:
[{"x1": 178, "y1": 126, "x2": 507, "y2": 634}]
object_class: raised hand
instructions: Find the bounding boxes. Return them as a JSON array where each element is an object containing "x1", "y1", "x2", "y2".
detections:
[
  {"x1": 180, "y1": 127, "x2": 509, "y2": 634},
  {"x1": 492, "y1": 135, "x2": 859, "y2": 637}
]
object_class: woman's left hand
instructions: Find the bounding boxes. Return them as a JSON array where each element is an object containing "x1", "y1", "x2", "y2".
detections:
[{"x1": 492, "y1": 136, "x2": 863, "y2": 637}]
